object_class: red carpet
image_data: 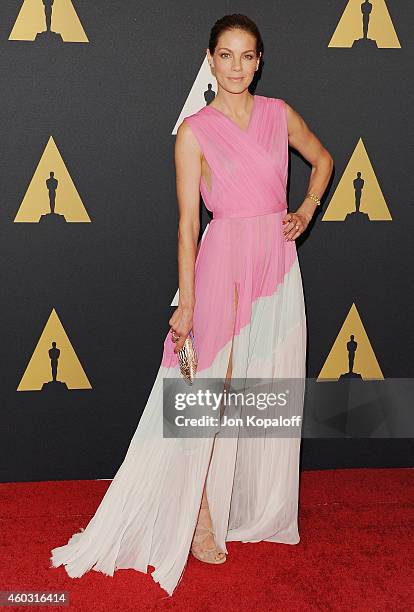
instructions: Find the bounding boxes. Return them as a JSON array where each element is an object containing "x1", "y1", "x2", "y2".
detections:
[{"x1": 0, "y1": 468, "x2": 412, "y2": 611}]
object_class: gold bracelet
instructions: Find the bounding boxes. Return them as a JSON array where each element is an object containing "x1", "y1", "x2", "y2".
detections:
[{"x1": 306, "y1": 192, "x2": 321, "y2": 206}]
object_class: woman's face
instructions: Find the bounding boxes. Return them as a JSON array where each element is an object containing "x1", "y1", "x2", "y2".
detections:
[{"x1": 207, "y1": 28, "x2": 260, "y2": 93}]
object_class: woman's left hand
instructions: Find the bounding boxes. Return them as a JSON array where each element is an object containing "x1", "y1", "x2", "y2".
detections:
[{"x1": 282, "y1": 210, "x2": 311, "y2": 241}]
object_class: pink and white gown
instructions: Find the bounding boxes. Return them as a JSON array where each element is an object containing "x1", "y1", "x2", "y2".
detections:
[{"x1": 50, "y1": 94, "x2": 307, "y2": 597}]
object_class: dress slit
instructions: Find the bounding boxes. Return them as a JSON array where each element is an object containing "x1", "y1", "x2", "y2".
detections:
[
  {"x1": 223, "y1": 282, "x2": 239, "y2": 392},
  {"x1": 202, "y1": 280, "x2": 241, "y2": 549},
  {"x1": 203, "y1": 280, "x2": 239, "y2": 511}
]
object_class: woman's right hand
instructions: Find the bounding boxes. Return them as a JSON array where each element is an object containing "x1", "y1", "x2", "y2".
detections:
[{"x1": 169, "y1": 304, "x2": 194, "y2": 353}]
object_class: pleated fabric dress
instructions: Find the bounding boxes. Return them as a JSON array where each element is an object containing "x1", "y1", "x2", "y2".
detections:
[{"x1": 50, "y1": 94, "x2": 307, "y2": 597}]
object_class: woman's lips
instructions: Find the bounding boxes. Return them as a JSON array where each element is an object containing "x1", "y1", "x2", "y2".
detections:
[{"x1": 228, "y1": 77, "x2": 244, "y2": 81}]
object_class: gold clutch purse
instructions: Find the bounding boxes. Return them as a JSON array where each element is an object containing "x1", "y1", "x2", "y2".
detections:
[{"x1": 177, "y1": 330, "x2": 198, "y2": 385}]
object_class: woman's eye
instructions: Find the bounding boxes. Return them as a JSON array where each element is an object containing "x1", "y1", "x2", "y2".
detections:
[{"x1": 219, "y1": 53, "x2": 254, "y2": 59}]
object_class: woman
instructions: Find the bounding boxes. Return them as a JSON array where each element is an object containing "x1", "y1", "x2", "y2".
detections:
[{"x1": 50, "y1": 14, "x2": 333, "y2": 597}]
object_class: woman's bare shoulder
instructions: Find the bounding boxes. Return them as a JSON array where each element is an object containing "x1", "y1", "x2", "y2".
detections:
[
  {"x1": 275, "y1": 99, "x2": 304, "y2": 136},
  {"x1": 175, "y1": 118, "x2": 202, "y2": 161}
]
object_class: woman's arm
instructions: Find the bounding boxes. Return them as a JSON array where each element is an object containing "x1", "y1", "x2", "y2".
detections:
[
  {"x1": 168, "y1": 121, "x2": 202, "y2": 352},
  {"x1": 282, "y1": 102, "x2": 334, "y2": 241}
]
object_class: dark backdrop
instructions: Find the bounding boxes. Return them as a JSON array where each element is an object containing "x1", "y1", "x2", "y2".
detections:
[{"x1": 0, "y1": 1, "x2": 413, "y2": 482}]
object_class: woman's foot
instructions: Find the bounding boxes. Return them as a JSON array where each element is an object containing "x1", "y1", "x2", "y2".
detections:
[{"x1": 191, "y1": 499, "x2": 226, "y2": 564}]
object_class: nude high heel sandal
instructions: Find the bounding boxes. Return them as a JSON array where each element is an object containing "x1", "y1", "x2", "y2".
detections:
[{"x1": 191, "y1": 500, "x2": 227, "y2": 564}]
